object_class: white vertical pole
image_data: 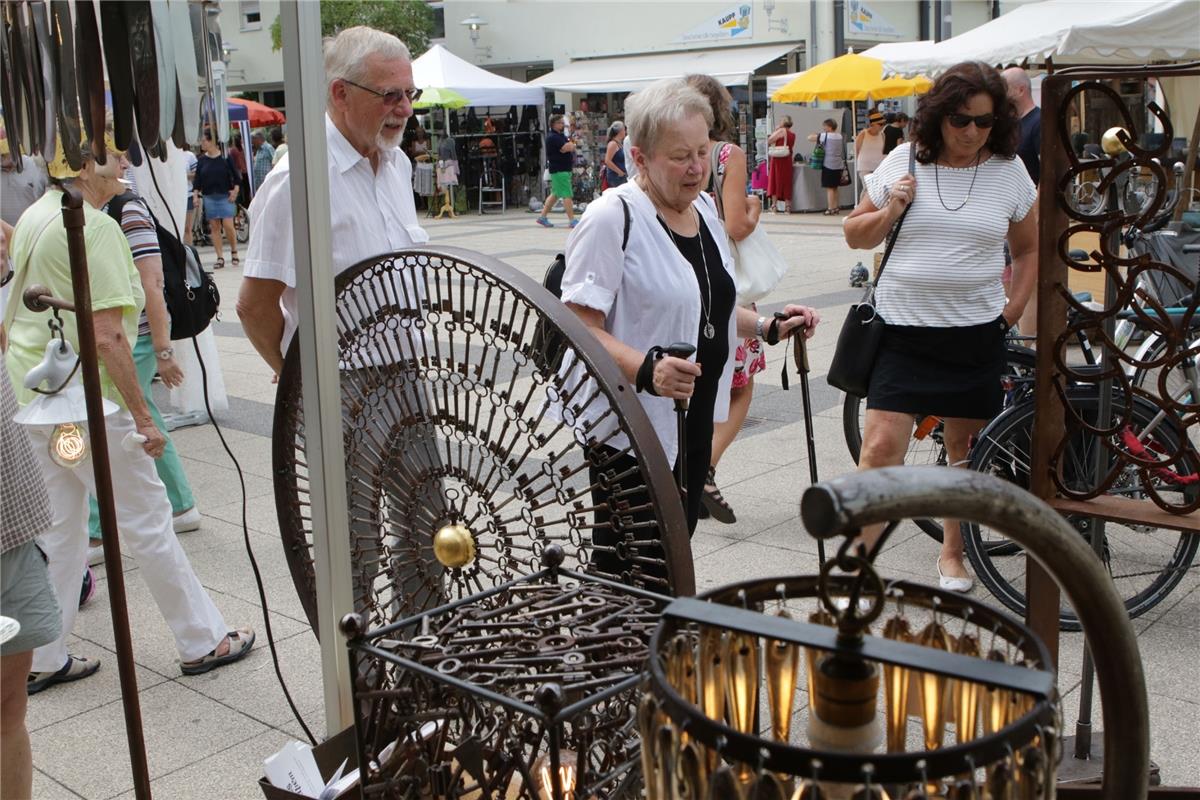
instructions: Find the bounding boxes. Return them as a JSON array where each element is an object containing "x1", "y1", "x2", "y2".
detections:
[{"x1": 278, "y1": 0, "x2": 355, "y2": 735}]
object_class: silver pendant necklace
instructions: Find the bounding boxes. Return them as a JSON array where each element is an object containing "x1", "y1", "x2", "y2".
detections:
[
  {"x1": 660, "y1": 207, "x2": 715, "y2": 340},
  {"x1": 934, "y1": 151, "x2": 982, "y2": 212}
]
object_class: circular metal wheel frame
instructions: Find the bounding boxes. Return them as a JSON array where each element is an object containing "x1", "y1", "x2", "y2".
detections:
[{"x1": 273, "y1": 246, "x2": 694, "y2": 638}]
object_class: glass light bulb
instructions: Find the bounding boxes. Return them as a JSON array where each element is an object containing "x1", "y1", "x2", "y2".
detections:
[
  {"x1": 50, "y1": 423, "x2": 88, "y2": 468},
  {"x1": 535, "y1": 750, "x2": 577, "y2": 800}
]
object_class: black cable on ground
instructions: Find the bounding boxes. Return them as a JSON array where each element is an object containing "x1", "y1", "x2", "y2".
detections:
[{"x1": 145, "y1": 159, "x2": 316, "y2": 744}]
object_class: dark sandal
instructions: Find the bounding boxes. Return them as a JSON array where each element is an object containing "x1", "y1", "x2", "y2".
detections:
[
  {"x1": 214, "y1": 257, "x2": 225, "y2": 270},
  {"x1": 27, "y1": 654, "x2": 101, "y2": 695},
  {"x1": 180, "y1": 628, "x2": 255, "y2": 675},
  {"x1": 700, "y1": 465, "x2": 736, "y2": 524},
  {"x1": 230, "y1": 252, "x2": 240, "y2": 267}
]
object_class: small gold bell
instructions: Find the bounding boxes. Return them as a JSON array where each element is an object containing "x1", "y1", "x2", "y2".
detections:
[
  {"x1": 432, "y1": 524, "x2": 476, "y2": 568},
  {"x1": 1100, "y1": 127, "x2": 1129, "y2": 156}
]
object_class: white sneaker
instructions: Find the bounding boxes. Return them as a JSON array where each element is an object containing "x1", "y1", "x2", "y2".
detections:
[
  {"x1": 87, "y1": 544, "x2": 106, "y2": 566},
  {"x1": 173, "y1": 507, "x2": 202, "y2": 533}
]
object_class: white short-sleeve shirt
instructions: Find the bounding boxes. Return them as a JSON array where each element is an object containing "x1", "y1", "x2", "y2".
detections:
[
  {"x1": 864, "y1": 142, "x2": 1036, "y2": 327},
  {"x1": 243, "y1": 114, "x2": 429, "y2": 354},
  {"x1": 555, "y1": 180, "x2": 737, "y2": 465}
]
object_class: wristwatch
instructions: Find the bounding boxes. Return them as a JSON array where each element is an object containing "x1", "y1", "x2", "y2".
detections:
[
  {"x1": 755, "y1": 316, "x2": 767, "y2": 340},
  {"x1": 156, "y1": 347, "x2": 175, "y2": 360}
]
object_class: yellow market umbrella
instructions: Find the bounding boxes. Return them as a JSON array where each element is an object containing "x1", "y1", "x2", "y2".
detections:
[{"x1": 771, "y1": 52, "x2": 932, "y2": 103}]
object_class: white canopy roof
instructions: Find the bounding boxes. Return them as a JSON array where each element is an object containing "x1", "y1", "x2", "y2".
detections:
[
  {"x1": 411, "y1": 44, "x2": 544, "y2": 107},
  {"x1": 878, "y1": 0, "x2": 1200, "y2": 77},
  {"x1": 530, "y1": 43, "x2": 795, "y2": 94}
]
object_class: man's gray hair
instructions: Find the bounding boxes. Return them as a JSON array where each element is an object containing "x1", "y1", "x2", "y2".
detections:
[
  {"x1": 624, "y1": 79, "x2": 713, "y2": 157},
  {"x1": 324, "y1": 26, "x2": 412, "y2": 103}
]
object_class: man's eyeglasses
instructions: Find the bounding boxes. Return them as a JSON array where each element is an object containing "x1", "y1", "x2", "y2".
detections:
[
  {"x1": 947, "y1": 112, "x2": 996, "y2": 129},
  {"x1": 342, "y1": 78, "x2": 422, "y2": 107}
]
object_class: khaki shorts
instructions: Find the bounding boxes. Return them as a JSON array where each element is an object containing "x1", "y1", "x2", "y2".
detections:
[{"x1": 0, "y1": 540, "x2": 62, "y2": 656}]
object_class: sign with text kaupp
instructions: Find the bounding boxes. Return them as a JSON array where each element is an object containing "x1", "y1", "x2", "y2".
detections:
[
  {"x1": 677, "y1": 4, "x2": 753, "y2": 43},
  {"x1": 847, "y1": 0, "x2": 901, "y2": 37}
]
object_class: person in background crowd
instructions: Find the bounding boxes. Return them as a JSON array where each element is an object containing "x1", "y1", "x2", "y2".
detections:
[
  {"x1": 855, "y1": 109, "x2": 887, "y2": 178},
  {"x1": 270, "y1": 127, "x2": 288, "y2": 167},
  {"x1": 883, "y1": 112, "x2": 910, "y2": 155},
  {"x1": 1, "y1": 225, "x2": 61, "y2": 800},
  {"x1": 229, "y1": 133, "x2": 250, "y2": 208},
  {"x1": 5, "y1": 130, "x2": 254, "y2": 695},
  {"x1": 193, "y1": 130, "x2": 241, "y2": 269},
  {"x1": 1, "y1": 135, "x2": 48, "y2": 227},
  {"x1": 602, "y1": 121, "x2": 628, "y2": 189},
  {"x1": 622, "y1": 126, "x2": 638, "y2": 182},
  {"x1": 766, "y1": 115, "x2": 795, "y2": 213},
  {"x1": 251, "y1": 131, "x2": 275, "y2": 194},
  {"x1": 843, "y1": 61, "x2": 1036, "y2": 592},
  {"x1": 559, "y1": 78, "x2": 818, "y2": 560},
  {"x1": 807, "y1": 118, "x2": 846, "y2": 215},
  {"x1": 1003, "y1": 67, "x2": 1040, "y2": 185},
  {"x1": 536, "y1": 114, "x2": 577, "y2": 228},
  {"x1": 183, "y1": 145, "x2": 199, "y2": 244},
  {"x1": 685, "y1": 74, "x2": 765, "y2": 524}
]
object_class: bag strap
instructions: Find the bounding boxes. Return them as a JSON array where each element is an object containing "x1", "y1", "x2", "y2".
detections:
[
  {"x1": 3, "y1": 211, "x2": 64, "y2": 333},
  {"x1": 709, "y1": 141, "x2": 726, "y2": 220},
  {"x1": 619, "y1": 196, "x2": 631, "y2": 251},
  {"x1": 874, "y1": 144, "x2": 917, "y2": 286}
]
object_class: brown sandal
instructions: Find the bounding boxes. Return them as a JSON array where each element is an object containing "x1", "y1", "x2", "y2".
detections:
[
  {"x1": 230, "y1": 252, "x2": 240, "y2": 267},
  {"x1": 214, "y1": 257, "x2": 225, "y2": 270}
]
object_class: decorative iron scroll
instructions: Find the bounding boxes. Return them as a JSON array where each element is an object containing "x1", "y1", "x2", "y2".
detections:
[
  {"x1": 1039, "y1": 67, "x2": 1200, "y2": 517},
  {"x1": 273, "y1": 246, "x2": 693, "y2": 637}
]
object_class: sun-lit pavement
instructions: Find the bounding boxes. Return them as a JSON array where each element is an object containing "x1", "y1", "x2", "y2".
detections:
[{"x1": 28, "y1": 207, "x2": 1199, "y2": 798}]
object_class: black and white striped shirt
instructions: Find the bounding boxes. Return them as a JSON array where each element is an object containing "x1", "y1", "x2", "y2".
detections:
[{"x1": 866, "y1": 143, "x2": 1036, "y2": 327}]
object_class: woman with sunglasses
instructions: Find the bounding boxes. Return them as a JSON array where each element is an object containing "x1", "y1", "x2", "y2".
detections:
[{"x1": 842, "y1": 61, "x2": 1037, "y2": 591}]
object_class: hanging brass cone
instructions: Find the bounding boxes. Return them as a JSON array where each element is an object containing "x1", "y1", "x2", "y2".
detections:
[
  {"x1": 981, "y1": 649, "x2": 1011, "y2": 736},
  {"x1": 805, "y1": 608, "x2": 835, "y2": 712},
  {"x1": 639, "y1": 695, "x2": 663, "y2": 800},
  {"x1": 669, "y1": 634, "x2": 699, "y2": 708},
  {"x1": 708, "y1": 765, "x2": 746, "y2": 800},
  {"x1": 1015, "y1": 743, "x2": 1046, "y2": 800},
  {"x1": 726, "y1": 633, "x2": 759, "y2": 735},
  {"x1": 766, "y1": 611, "x2": 801, "y2": 744},
  {"x1": 987, "y1": 759, "x2": 1015, "y2": 800},
  {"x1": 916, "y1": 621, "x2": 954, "y2": 750},
  {"x1": 792, "y1": 779, "x2": 827, "y2": 800},
  {"x1": 752, "y1": 771, "x2": 788, "y2": 800},
  {"x1": 678, "y1": 741, "x2": 707, "y2": 800},
  {"x1": 882, "y1": 616, "x2": 914, "y2": 752},
  {"x1": 953, "y1": 634, "x2": 981, "y2": 745},
  {"x1": 699, "y1": 627, "x2": 729, "y2": 722},
  {"x1": 656, "y1": 724, "x2": 679, "y2": 800},
  {"x1": 947, "y1": 778, "x2": 979, "y2": 799}
]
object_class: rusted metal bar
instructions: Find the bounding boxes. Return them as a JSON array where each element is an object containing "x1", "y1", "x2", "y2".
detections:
[
  {"x1": 21, "y1": 284, "x2": 76, "y2": 313},
  {"x1": 61, "y1": 187, "x2": 152, "y2": 799},
  {"x1": 802, "y1": 465, "x2": 1151, "y2": 800}
]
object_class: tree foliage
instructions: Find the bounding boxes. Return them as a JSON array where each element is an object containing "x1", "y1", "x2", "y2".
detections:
[{"x1": 270, "y1": 0, "x2": 434, "y2": 54}]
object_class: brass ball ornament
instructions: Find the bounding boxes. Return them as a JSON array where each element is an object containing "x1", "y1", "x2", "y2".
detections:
[
  {"x1": 1101, "y1": 126, "x2": 1129, "y2": 156},
  {"x1": 432, "y1": 524, "x2": 477, "y2": 569}
]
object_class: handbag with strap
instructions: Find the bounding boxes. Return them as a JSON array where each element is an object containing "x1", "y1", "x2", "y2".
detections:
[
  {"x1": 826, "y1": 145, "x2": 916, "y2": 397},
  {"x1": 768, "y1": 144, "x2": 792, "y2": 159},
  {"x1": 710, "y1": 142, "x2": 790, "y2": 304},
  {"x1": 808, "y1": 133, "x2": 825, "y2": 171}
]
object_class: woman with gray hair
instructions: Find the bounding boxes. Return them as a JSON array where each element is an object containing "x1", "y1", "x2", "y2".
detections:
[
  {"x1": 561, "y1": 78, "x2": 819, "y2": 557},
  {"x1": 601, "y1": 121, "x2": 627, "y2": 189}
]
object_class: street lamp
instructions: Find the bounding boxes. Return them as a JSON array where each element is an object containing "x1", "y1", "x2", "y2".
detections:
[{"x1": 460, "y1": 14, "x2": 492, "y2": 59}]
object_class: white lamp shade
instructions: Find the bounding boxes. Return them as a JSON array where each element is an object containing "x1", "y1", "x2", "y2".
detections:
[{"x1": 13, "y1": 382, "x2": 119, "y2": 426}]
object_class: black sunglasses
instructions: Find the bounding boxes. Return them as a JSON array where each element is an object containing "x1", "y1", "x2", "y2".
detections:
[
  {"x1": 947, "y1": 112, "x2": 996, "y2": 129},
  {"x1": 342, "y1": 78, "x2": 422, "y2": 106}
]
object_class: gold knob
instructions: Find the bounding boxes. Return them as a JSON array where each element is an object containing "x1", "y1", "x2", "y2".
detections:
[
  {"x1": 1101, "y1": 127, "x2": 1129, "y2": 156},
  {"x1": 432, "y1": 524, "x2": 476, "y2": 568}
]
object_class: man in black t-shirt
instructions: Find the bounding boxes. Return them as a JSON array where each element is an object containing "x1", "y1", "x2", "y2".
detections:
[
  {"x1": 536, "y1": 114, "x2": 578, "y2": 228},
  {"x1": 1003, "y1": 67, "x2": 1040, "y2": 185},
  {"x1": 882, "y1": 112, "x2": 908, "y2": 156}
]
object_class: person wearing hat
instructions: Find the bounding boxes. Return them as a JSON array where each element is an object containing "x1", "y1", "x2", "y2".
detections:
[{"x1": 855, "y1": 109, "x2": 888, "y2": 178}]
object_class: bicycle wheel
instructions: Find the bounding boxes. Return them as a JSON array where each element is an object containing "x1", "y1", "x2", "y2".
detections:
[
  {"x1": 235, "y1": 207, "x2": 250, "y2": 243},
  {"x1": 841, "y1": 344, "x2": 1038, "y2": 542},
  {"x1": 964, "y1": 391, "x2": 1200, "y2": 630},
  {"x1": 1131, "y1": 332, "x2": 1200, "y2": 451}
]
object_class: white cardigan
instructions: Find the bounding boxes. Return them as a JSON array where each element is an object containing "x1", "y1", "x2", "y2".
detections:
[{"x1": 556, "y1": 180, "x2": 738, "y2": 465}]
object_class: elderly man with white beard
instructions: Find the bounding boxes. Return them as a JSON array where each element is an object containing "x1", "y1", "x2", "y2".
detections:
[{"x1": 237, "y1": 25, "x2": 429, "y2": 375}]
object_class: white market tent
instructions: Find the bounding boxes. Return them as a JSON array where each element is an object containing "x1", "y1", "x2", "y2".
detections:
[
  {"x1": 877, "y1": 0, "x2": 1200, "y2": 76},
  {"x1": 530, "y1": 43, "x2": 795, "y2": 94},
  {"x1": 412, "y1": 43, "x2": 545, "y2": 106}
]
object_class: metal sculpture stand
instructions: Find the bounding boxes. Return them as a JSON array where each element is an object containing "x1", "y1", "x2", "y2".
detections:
[{"x1": 21, "y1": 190, "x2": 153, "y2": 799}]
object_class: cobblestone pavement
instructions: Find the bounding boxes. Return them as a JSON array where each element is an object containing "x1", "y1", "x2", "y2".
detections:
[{"x1": 28, "y1": 207, "x2": 1199, "y2": 798}]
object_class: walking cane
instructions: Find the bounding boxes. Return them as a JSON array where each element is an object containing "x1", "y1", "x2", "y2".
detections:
[
  {"x1": 663, "y1": 342, "x2": 696, "y2": 496},
  {"x1": 774, "y1": 312, "x2": 827, "y2": 567}
]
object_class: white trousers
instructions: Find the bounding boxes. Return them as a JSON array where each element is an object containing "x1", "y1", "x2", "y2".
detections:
[{"x1": 28, "y1": 410, "x2": 227, "y2": 673}]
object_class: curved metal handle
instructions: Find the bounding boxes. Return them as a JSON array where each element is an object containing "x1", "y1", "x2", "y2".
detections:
[{"x1": 801, "y1": 466, "x2": 1149, "y2": 800}]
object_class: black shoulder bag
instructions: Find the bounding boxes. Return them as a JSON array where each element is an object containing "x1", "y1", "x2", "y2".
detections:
[{"x1": 825, "y1": 145, "x2": 916, "y2": 398}]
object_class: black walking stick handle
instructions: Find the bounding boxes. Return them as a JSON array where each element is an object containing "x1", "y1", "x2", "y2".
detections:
[{"x1": 663, "y1": 342, "x2": 696, "y2": 411}]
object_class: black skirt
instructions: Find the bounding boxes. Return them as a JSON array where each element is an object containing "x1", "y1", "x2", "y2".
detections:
[
  {"x1": 820, "y1": 166, "x2": 842, "y2": 188},
  {"x1": 866, "y1": 316, "x2": 1008, "y2": 420}
]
